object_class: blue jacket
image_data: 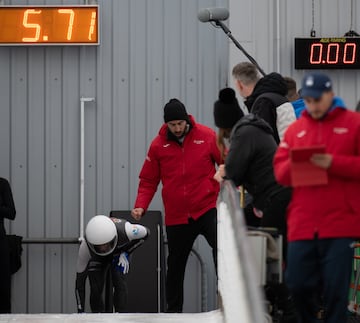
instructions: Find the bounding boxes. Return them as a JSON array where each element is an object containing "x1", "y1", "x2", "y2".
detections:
[{"x1": 291, "y1": 98, "x2": 306, "y2": 119}]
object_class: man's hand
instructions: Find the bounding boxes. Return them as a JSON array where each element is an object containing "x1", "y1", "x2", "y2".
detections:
[
  {"x1": 214, "y1": 164, "x2": 226, "y2": 183},
  {"x1": 131, "y1": 208, "x2": 144, "y2": 221},
  {"x1": 310, "y1": 153, "x2": 333, "y2": 169},
  {"x1": 117, "y1": 252, "x2": 130, "y2": 274}
]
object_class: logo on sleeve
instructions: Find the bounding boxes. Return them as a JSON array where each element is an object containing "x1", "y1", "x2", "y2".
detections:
[
  {"x1": 296, "y1": 130, "x2": 307, "y2": 138},
  {"x1": 279, "y1": 141, "x2": 289, "y2": 148},
  {"x1": 333, "y1": 127, "x2": 348, "y2": 134},
  {"x1": 132, "y1": 226, "x2": 139, "y2": 236}
]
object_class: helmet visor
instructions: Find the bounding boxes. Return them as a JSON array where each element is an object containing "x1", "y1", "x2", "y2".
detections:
[{"x1": 92, "y1": 236, "x2": 117, "y2": 256}]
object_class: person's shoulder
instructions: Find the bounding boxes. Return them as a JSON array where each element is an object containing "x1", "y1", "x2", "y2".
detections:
[
  {"x1": 233, "y1": 122, "x2": 259, "y2": 137},
  {"x1": 0, "y1": 177, "x2": 10, "y2": 187},
  {"x1": 342, "y1": 109, "x2": 360, "y2": 126},
  {"x1": 251, "y1": 96, "x2": 278, "y2": 119},
  {"x1": 281, "y1": 115, "x2": 305, "y2": 135},
  {"x1": 254, "y1": 92, "x2": 286, "y2": 106},
  {"x1": 110, "y1": 217, "x2": 126, "y2": 224},
  {"x1": 252, "y1": 95, "x2": 277, "y2": 108},
  {"x1": 144, "y1": 135, "x2": 165, "y2": 159},
  {"x1": 344, "y1": 108, "x2": 360, "y2": 118},
  {"x1": 232, "y1": 120, "x2": 264, "y2": 142},
  {"x1": 149, "y1": 130, "x2": 166, "y2": 148}
]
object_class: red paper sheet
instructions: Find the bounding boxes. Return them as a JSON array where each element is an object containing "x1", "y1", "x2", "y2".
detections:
[{"x1": 290, "y1": 145, "x2": 328, "y2": 187}]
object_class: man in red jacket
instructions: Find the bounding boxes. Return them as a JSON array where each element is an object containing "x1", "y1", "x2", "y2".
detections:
[
  {"x1": 131, "y1": 98, "x2": 222, "y2": 312},
  {"x1": 273, "y1": 72, "x2": 360, "y2": 323}
]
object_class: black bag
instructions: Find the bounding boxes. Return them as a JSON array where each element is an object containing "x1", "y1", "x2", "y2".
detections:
[{"x1": 6, "y1": 234, "x2": 23, "y2": 274}]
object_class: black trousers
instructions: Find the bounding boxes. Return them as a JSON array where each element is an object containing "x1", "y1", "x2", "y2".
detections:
[
  {"x1": 88, "y1": 262, "x2": 127, "y2": 313},
  {"x1": 261, "y1": 188, "x2": 291, "y2": 261},
  {"x1": 165, "y1": 208, "x2": 217, "y2": 313},
  {"x1": 286, "y1": 238, "x2": 354, "y2": 323},
  {"x1": 0, "y1": 230, "x2": 11, "y2": 313}
]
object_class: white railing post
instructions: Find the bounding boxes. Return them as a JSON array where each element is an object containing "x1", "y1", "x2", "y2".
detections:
[{"x1": 79, "y1": 97, "x2": 95, "y2": 241}]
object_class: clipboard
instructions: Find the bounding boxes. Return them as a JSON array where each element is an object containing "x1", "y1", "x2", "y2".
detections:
[{"x1": 290, "y1": 145, "x2": 328, "y2": 187}]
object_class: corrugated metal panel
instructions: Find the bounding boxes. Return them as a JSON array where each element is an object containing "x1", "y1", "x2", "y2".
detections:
[
  {"x1": 0, "y1": 0, "x2": 228, "y2": 314},
  {"x1": 3, "y1": 0, "x2": 359, "y2": 315}
]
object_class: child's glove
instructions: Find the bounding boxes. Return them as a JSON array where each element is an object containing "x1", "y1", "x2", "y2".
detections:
[{"x1": 115, "y1": 252, "x2": 129, "y2": 274}]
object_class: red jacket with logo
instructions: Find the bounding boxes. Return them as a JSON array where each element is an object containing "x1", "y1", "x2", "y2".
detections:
[
  {"x1": 134, "y1": 115, "x2": 222, "y2": 226},
  {"x1": 274, "y1": 99, "x2": 360, "y2": 241}
]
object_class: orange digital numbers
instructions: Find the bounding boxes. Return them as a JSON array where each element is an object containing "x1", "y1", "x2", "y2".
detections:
[
  {"x1": 0, "y1": 6, "x2": 99, "y2": 45},
  {"x1": 295, "y1": 37, "x2": 360, "y2": 69},
  {"x1": 22, "y1": 9, "x2": 42, "y2": 42},
  {"x1": 58, "y1": 9, "x2": 75, "y2": 41}
]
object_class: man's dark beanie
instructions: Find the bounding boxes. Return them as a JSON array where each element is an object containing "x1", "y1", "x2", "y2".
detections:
[
  {"x1": 214, "y1": 88, "x2": 244, "y2": 128},
  {"x1": 164, "y1": 98, "x2": 189, "y2": 123}
]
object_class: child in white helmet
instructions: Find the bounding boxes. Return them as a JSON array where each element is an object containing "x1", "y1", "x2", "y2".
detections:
[{"x1": 75, "y1": 215, "x2": 149, "y2": 313}]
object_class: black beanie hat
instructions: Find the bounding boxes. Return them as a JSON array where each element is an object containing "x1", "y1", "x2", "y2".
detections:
[
  {"x1": 164, "y1": 99, "x2": 189, "y2": 123},
  {"x1": 214, "y1": 88, "x2": 244, "y2": 128}
]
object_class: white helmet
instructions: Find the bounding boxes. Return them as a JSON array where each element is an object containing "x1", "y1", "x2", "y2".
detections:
[{"x1": 85, "y1": 215, "x2": 118, "y2": 256}]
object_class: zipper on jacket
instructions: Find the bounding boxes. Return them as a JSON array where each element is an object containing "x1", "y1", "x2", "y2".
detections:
[
  {"x1": 181, "y1": 146, "x2": 191, "y2": 219},
  {"x1": 317, "y1": 120, "x2": 323, "y2": 144}
]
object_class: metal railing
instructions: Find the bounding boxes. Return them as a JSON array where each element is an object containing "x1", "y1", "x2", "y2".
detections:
[{"x1": 217, "y1": 180, "x2": 269, "y2": 323}]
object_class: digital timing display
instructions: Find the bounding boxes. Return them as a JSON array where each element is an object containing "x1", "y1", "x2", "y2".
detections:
[
  {"x1": 0, "y1": 6, "x2": 99, "y2": 45},
  {"x1": 295, "y1": 37, "x2": 360, "y2": 69}
]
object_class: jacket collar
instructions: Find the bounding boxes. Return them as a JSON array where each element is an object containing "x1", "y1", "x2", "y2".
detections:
[{"x1": 303, "y1": 96, "x2": 346, "y2": 121}]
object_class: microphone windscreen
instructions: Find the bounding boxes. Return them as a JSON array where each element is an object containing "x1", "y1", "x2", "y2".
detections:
[{"x1": 197, "y1": 7, "x2": 229, "y2": 22}]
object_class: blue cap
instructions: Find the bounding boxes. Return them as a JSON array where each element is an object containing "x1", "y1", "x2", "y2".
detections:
[{"x1": 301, "y1": 72, "x2": 332, "y2": 99}]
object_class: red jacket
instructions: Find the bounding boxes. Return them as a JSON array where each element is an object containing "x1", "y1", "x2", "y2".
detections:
[
  {"x1": 274, "y1": 100, "x2": 360, "y2": 241},
  {"x1": 134, "y1": 115, "x2": 222, "y2": 226}
]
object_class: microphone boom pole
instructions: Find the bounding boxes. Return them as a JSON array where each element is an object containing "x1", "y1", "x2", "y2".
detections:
[{"x1": 215, "y1": 20, "x2": 266, "y2": 76}]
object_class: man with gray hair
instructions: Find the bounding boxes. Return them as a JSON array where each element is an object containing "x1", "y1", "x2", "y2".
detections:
[
  {"x1": 232, "y1": 62, "x2": 296, "y2": 144},
  {"x1": 232, "y1": 62, "x2": 262, "y2": 98}
]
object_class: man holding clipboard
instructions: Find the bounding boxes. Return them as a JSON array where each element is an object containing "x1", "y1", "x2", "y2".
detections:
[
  {"x1": 273, "y1": 72, "x2": 360, "y2": 323},
  {"x1": 290, "y1": 145, "x2": 328, "y2": 187}
]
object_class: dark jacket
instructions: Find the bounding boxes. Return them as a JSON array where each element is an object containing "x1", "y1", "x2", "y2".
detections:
[
  {"x1": 0, "y1": 177, "x2": 16, "y2": 313},
  {"x1": 0, "y1": 177, "x2": 16, "y2": 233},
  {"x1": 245, "y1": 72, "x2": 296, "y2": 143},
  {"x1": 225, "y1": 114, "x2": 287, "y2": 210}
]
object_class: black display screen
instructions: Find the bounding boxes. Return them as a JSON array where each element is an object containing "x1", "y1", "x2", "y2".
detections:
[{"x1": 295, "y1": 37, "x2": 360, "y2": 69}]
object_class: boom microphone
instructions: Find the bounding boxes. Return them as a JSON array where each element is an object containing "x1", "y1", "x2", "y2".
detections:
[{"x1": 197, "y1": 7, "x2": 229, "y2": 22}]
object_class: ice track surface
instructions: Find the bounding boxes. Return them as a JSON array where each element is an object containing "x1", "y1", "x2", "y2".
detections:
[{"x1": 0, "y1": 311, "x2": 223, "y2": 323}]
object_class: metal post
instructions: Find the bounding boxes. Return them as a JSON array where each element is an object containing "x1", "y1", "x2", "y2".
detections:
[
  {"x1": 80, "y1": 97, "x2": 95, "y2": 242},
  {"x1": 190, "y1": 248, "x2": 208, "y2": 312},
  {"x1": 157, "y1": 224, "x2": 161, "y2": 312}
]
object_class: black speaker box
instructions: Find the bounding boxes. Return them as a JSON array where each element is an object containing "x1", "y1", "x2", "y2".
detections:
[{"x1": 109, "y1": 210, "x2": 166, "y2": 313}]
